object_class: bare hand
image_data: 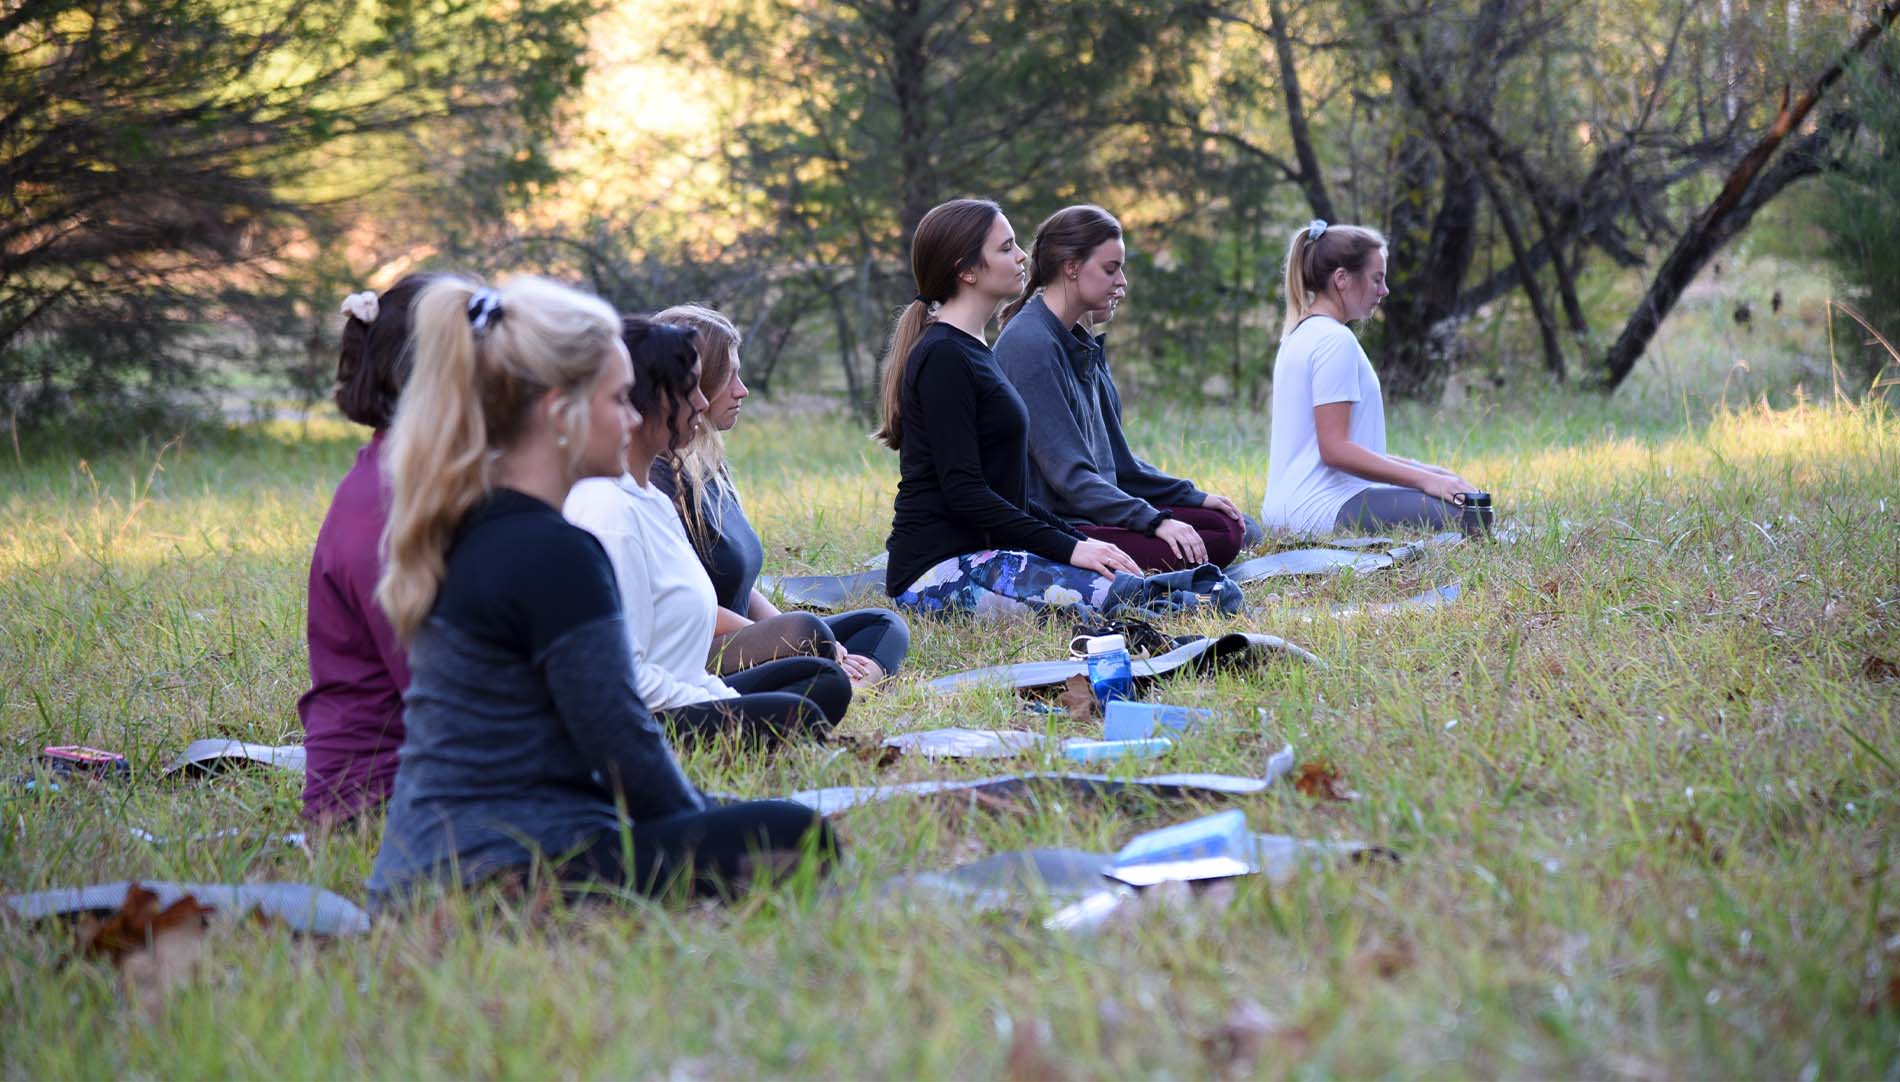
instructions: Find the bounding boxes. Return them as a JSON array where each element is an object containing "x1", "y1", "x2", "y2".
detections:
[
  {"x1": 1071, "y1": 538, "x2": 1142, "y2": 578},
  {"x1": 839, "y1": 653, "x2": 885, "y2": 688},
  {"x1": 1201, "y1": 493, "x2": 1244, "y2": 521},
  {"x1": 1417, "y1": 471, "x2": 1473, "y2": 504},
  {"x1": 1153, "y1": 518, "x2": 1208, "y2": 565}
]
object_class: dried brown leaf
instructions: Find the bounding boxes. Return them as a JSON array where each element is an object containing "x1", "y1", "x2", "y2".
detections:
[
  {"x1": 1002, "y1": 1014, "x2": 1063, "y2": 1082},
  {"x1": 1292, "y1": 759, "x2": 1360, "y2": 802},
  {"x1": 1352, "y1": 935, "x2": 1416, "y2": 980},
  {"x1": 82, "y1": 884, "x2": 215, "y2": 962},
  {"x1": 1667, "y1": 815, "x2": 1727, "y2": 865},
  {"x1": 1201, "y1": 998, "x2": 1279, "y2": 1079},
  {"x1": 118, "y1": 915, "x2": 208, "y2": 1020},
  {"x1": 1862, "y1": 655, "x2": 1900, "y2": 682},
  {"x1": 81, "y1": 884, "x2": 215, "y2": 1020},
  {"x1": 1057, "y1": 674, "x2": 1099, "y2": 723}
]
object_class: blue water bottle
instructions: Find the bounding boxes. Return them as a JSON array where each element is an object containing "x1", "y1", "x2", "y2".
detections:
[{"x1": 1085, "y1": 634, "x2": 1133, "y2": 705}]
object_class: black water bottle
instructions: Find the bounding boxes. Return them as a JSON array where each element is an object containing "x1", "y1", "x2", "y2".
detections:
[{"x1": 1457, "y1": 491, "x2": 1494, "y2": 538}]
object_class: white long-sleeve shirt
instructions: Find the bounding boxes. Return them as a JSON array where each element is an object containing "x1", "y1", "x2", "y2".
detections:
[{"x1": 564, "y1": 473, "x2": 737, "y2": 711}]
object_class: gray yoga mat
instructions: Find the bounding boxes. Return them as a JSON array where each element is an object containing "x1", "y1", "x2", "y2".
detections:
[
  {"x1": 6, "y1": 880, "x2": 370, "y2": 936},
  {"x1": 787, "y1": 747, "x2": 1297, "y2": 816},
  {"x1": 928, "y1": 630, "x2": 1320, "y2": 694},
  {"x1": 757, "y1": 568, "x2": 887, "y2": 611}
]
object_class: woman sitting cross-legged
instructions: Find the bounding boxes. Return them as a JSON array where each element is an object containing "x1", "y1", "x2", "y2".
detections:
[
  {"x1": 1261, "y1": 219, "x2": 1483, "y2": 537},
  {"x1": 876, "y1": 197, "x2": 1148, "y2": 619},
  {"x1": 993, "y1": 204, "x2": 1259, "y2": 573},
  {"x1": 649, "y1": 303, "x2": 910, "y2": 689},
  {"x1": 298, "y1": 272, "x2": 441, "y2": 824},
  {"x1": 565, "y1": 317, "x2": 852, "y2": 746},
  {"x1": 368, "y1": 274, "x2": 835, "y2": 908}
]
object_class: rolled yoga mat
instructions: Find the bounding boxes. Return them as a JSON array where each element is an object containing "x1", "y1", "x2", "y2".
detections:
[
  {"x1": 757, "y1": 568, "x2": 887, "y2": 611},
  {"x1": 927, "y1": 630, "x2": 1321, "y2": 694}
]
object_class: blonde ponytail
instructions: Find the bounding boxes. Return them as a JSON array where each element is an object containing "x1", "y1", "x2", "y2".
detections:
[
  {"x1": 375, "y1": 274, "x2": 622, "y2": 642},
  {"x1": 1281, "y1": 220, "x2": 1389, "y2": 339}
]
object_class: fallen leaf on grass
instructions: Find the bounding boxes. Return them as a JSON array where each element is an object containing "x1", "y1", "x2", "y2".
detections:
[
  {"x1": 1351, "y1": 934, "x2": 1416, "y2": 980},
  {"x1": 1200, "y1": 998, "x2": 1288, "y2": 1079},
  {"x1": 1862, "y1": 655, "x2": 1900, "y2": 682},
  {"x1": 1292, "y1": 760, "x2": 1360, "y2": 802},
  {"x1": 833, "y1": 733, "x2": 901, "y2": 768},
  {"x1": 1057, "y1": 675, "x2": 1099, "y2": 723},
  {"x1": 1666, "y1": 816, "x2": 1727, "y2": 865},
  {"x1": 79, "y1": 883, "x2": 214, "y2": 1020},
  {"x1": 1002, "y1": 1013, "x2": 1063, "y2": 1082}
]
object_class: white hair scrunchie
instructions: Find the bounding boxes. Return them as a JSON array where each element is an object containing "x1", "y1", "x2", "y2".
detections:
[
  {"x1": 339, "y1": 290, "x2": 380, "y2": 325},
  {"x1": 1307, "y1": 219, "x2": 1328, "y2": 241}
]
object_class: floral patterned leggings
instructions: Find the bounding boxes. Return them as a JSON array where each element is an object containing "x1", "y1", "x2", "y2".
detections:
[{"x1": 894, "y1": 550, "x2": 1114, "y2": 620}]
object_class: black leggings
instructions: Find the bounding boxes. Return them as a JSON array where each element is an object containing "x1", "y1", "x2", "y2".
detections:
[
  {"x1": 1334, "y1": 484, "x2": 1459, "y2": 532},
  {"x1": 558, "y1": 799, "x2": 839, "y2": 900},
  {"x1": 658, "y1": 655, "x2": 850, "y2": 749},
  {"x1": 710, "y1": 609, "x2": 910, "y2": 678}
]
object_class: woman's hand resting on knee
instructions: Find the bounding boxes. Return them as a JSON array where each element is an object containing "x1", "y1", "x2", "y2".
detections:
[
  {"x1": 1071, "y1": 538, "x2": 1142, "y2": 579},
  {"x1": 1154, "y1": 518, "x2": 1208, "y2": 565}
]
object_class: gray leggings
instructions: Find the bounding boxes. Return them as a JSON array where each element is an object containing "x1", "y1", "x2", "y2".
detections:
[{"x1": 1334, "y1": 485, "x2": 1459, "y2": 532}]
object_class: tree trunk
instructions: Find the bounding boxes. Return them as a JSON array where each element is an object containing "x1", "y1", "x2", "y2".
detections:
[{"x1": 1596, "y1": 2, "x2": 1900, "y2": 391}]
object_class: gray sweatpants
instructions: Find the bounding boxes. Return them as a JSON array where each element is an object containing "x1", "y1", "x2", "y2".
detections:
[{"x1": 1334, "y1": 485, "x2": 1459, "y2": 532}]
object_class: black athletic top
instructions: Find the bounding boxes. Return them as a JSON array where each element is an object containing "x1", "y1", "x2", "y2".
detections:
[
  {"x1": 368, "y1": 488, "x2": 703, "y2": 903},
  {"x1": 884, "y1": 322, "x2": 1084, "y2": 594}
]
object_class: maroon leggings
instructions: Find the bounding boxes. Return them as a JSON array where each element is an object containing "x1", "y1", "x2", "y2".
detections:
[{"x1": 1077, "y1": 504, "x2": 1247, "y2": 572}]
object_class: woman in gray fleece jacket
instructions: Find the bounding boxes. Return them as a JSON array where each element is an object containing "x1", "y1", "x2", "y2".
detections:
[{"x1": 994, "y1": 205, "x2": 1261, "y2": 572}]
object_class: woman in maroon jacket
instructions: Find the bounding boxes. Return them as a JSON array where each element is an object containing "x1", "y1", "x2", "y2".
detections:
[{"x1": 297, "y1": 274, "x2": 439, "y2": 822}]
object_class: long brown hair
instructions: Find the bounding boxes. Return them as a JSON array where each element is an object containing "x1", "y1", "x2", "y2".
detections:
[
  {"x1": 1281, "y1": 220, "x2": 1387, "y2": 338},
  {"x1": 375, "y1": 275, "x2": 623, "y2": 642},
  {"x1": 872, "y1": 198, "x2": 1002, "y2": 451},
  {"x1": 999, "y1": 205, "x2": 1122, "y2": 328},
  {"x1": 651, "y1": 303, "x2": 741, "y2": 555}
]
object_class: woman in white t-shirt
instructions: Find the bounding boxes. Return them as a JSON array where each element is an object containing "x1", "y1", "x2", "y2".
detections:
[{"x1": 1260, "y1": 220, "x2": 1479, "y2": 536}]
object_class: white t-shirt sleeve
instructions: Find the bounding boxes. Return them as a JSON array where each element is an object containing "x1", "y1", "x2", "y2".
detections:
[
  {"x1": 564, "y1": 479, "x2": 734, "y2": 710},
  {"x1": 1307, "y1": 327, "x2": 1364, "y2": 407}
]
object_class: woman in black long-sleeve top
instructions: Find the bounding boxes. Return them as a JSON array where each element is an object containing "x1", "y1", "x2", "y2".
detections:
[
  {"x1": 368, "y1": 273, "x2": 835, "y2": 908},
  {"x1": 874, "y1": 198, "x2": 1141, "y2": 618}
]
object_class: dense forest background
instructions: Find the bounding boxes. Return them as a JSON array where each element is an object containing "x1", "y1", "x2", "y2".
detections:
[{"x1": 3, "y1": 0, "x2": 1898, "y2": 424}]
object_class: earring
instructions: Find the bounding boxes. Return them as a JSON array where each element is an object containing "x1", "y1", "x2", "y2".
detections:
[{"x1": 556, "y1": 433, "x2": 570, "y2": 449}]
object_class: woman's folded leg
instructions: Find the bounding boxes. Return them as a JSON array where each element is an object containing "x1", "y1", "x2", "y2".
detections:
[
  {"x1": 823, "y1": 608, "x2": 910, "y2": 676},
  {"x1": 1333, "y1": 485, "x2": 1458, "y2": 533},
  {"x1": 559, "y1": 800, "x2": 840, "y2": 900},
  {"x1": 721, "y1": 655, "x2": 852, "y2": 725}
]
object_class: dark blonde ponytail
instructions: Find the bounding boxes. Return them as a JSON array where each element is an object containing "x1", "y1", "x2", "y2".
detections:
[
  {"x1": 1281, "y1": 220, "x2": 1388, "y2": 338},
  {"x1": 873, "y1": 198, "x2": 1002, "y2": 450},
  {"x1": 375, "y1": 275, "x2": 622, "y2": 641}
]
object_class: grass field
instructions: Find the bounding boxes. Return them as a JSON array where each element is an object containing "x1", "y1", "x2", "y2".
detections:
[{"x1": 2, "y1": 261, "x2": 1898, "y2": 1077}]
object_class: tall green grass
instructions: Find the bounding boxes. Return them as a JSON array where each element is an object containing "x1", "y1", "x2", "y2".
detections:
[{"x1": 1, "y1": 267, "x2": 1896, "y2": 1076}]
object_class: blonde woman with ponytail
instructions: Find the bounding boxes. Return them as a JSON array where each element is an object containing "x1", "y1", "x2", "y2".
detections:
[
  {"x1": 1260, "y1": 220, "x2": 1482, "y2": 536},
  {"x1": 875, "y1": 198, "x2": 1143, "y2": 620},
  {"x1": 367, "y1": 275, "x2": 835, "y2": 909}
]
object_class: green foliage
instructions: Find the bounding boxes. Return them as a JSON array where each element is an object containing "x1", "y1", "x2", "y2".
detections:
[
  {"x1": 0, "y1": 0, "x2": 598, "y2": 424},
  {"x1": 1818, "y1": 38, "x2": 1900, "y2": 388}
]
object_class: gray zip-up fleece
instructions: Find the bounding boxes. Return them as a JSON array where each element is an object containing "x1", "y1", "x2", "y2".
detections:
[{"x1": 993, "y1": 294, "x2": 1206, "y2": 533}]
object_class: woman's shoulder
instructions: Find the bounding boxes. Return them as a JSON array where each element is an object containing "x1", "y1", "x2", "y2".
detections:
[{"x1": 907, "y1": 325, "x2": 988, "y2": 385}]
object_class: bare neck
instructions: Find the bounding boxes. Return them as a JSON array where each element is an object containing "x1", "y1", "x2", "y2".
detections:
[
  {"x1": 935, "y1": 291, "x2": 1002, "y2": 344},
  {"x1": 490, "y1": 441, "x2": 571, "y2": 508}
]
